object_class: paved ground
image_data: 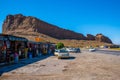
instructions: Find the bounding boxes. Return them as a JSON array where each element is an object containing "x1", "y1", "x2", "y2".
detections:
[
  {"x1": 95, "y1": 49, "x2": 120, "y2": 56},
  {"x1": 0, "y1": 49, "x2": 120, "y2": 80}
]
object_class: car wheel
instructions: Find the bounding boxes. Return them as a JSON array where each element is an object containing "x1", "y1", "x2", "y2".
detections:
[{"x1": 58, "y1": 57, "x2": 61, "y2": 59}]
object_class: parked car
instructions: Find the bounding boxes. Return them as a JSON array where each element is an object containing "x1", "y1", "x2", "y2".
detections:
[
  {"x1": 66, "y1": 48, "x2": 81, "y2": 53},
  {"x1": 66, "y1": 48, "x2": 76, "y2": 53},
  {"x1": 75, "y1": 48, "x2": 81, "y2": 53},
  {"x1": 89, "y1": 48, "x2": 96, "y2": 52},
  {"x1": 58, "y1": 49, "x2": 69, "y2": 59},
  {"x1": 54, "y1": 49, "x2": 59, "y2": 56}
]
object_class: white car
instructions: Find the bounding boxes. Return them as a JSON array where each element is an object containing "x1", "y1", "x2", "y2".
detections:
[
  {"x1": 89, "y1": 48, "x2": 96, "y2": 52},
  {"x1": 58, "y1": 49, "x2": 69, "y2": 59},
  {"x1": 66, "y1": 48, "x2": 76, "y2": 53},
  {"x1": 54, "y1": 49, "x2": 59, "y2": 56}
]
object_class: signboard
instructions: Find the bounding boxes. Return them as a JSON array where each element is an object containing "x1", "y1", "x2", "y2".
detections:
[{"x1": 35, "y1": 37, "x2": 42, "y2": 42}]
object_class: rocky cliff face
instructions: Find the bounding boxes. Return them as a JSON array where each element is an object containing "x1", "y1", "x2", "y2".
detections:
[
  {"x1": 2, "y1": 14, "x2": 86, "y2": 40},
  {"x1": 2, "y1": 14, "x2": 112, "y2": 43},
  {"x1": 86, "y1": 34, "x2": 95, "y2": 40},
  {"x1": 95, "y1": 34, "x2": 112, "y2": 43},
  {"x1": 86, "y1": 34, "x2": 112, "y2": 43}
]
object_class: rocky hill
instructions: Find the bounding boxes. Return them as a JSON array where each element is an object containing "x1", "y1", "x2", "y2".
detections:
[
  {"x1": 2, "y1": 14, "x2": 112, "y2": 47},
  {"x1": 2, "y1": 14, "x2": 86, "y2": 40}
]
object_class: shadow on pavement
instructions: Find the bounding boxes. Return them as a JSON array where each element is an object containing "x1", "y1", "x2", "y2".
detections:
[
  {"x1": 60, "y1": 56, "x2": 76, "y2": 60},
  {"x1": 0, "y1": 54, "x2": 53, "y2": 76}
]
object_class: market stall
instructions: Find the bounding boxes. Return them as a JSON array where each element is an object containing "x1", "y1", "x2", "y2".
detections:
[
  {"x1": 0, "y1": 34, "x2": 28, "y2": 64},
  {"x1": 0, "y1": 35, "x2": 8, "y2": 63}
]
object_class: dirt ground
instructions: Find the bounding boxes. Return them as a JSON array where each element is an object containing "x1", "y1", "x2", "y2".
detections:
[{"x1": 0, "y1": 50, "x2": 120, "y2": 80}]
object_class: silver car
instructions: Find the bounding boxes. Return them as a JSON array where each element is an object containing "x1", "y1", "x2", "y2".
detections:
[
  {"x1": 66, "y1": 48, "x2": 81, "y2": 53},
  {"x1": 66, "y1": 48, "x2": 76, "y2": 53},
  {"x1": 58, "y1": 49, "x2": 69, "y2": 59}
]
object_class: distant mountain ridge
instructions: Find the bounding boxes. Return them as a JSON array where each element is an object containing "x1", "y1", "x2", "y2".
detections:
[{"x1": 2, "y1": 14, "x2": 112, "y2": 44}]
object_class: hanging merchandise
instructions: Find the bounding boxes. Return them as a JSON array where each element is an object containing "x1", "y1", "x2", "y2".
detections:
[
  {"x1": 19, "y1": 50, "x2": 21, "y2": 56},
  {"x1": 14, "y1": 52, "x2": 19, "y2": 63},
  {"x1": 6, "y1": 40, "x2": 10, "y2": 48}
]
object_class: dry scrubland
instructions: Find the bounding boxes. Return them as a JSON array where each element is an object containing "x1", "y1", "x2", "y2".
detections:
[
  {"x1": 110, "y1": 48, "x2": 120, "y2": 51},
  {"x1": 0, "y1": 50, "x2": 120, "y2": 80}
]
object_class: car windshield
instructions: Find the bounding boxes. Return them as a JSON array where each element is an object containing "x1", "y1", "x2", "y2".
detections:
[{"x1": 59, "y1": 50, "x2": 68, "y2": 53}]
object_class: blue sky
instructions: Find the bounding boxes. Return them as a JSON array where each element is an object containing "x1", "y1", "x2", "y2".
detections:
[{"x1": 0, "y1": 0, "x2": 120, "y2": 44}]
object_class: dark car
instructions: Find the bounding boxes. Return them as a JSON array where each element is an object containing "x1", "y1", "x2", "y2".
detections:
[{"x1": 75, "y1": 48, "x2": 81, "y2": 53}]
